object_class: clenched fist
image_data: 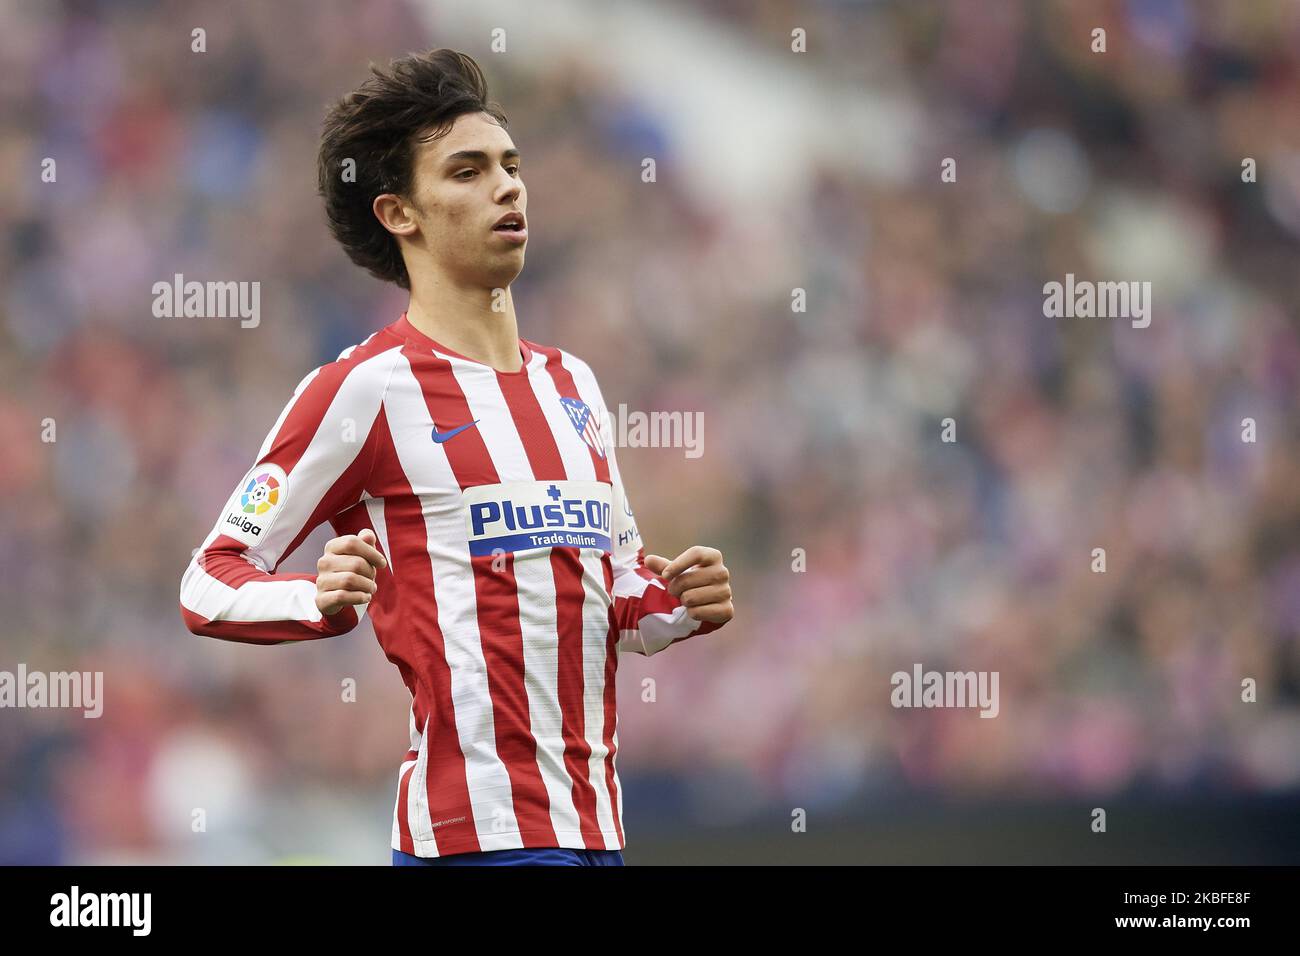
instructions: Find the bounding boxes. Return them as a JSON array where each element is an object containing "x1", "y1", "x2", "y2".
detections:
[
  {"x1": 316, "y1": 528, "x2": 388, "y2": 616},
  {"x1": 643, "y1": 546, "x2": 734, "y2": 625}
]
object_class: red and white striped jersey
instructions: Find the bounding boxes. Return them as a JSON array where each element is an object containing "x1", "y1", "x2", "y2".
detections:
[{"x1": 179, "y1": 313, "x2": 722, "y2": 857}]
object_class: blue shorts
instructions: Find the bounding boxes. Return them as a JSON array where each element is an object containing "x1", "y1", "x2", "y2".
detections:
[{"x1": 393, "y1": 846, "x2": 624, "y2": 866}]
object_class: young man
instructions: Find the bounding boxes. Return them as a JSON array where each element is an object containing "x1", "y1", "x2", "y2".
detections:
[{"x1": 178, "y1": 50, "x2": 733, "y2": 866}]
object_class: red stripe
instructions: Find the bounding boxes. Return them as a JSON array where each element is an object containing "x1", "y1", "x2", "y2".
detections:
[
  {"x1": 497, "y1": 371, "x2": 605, "y2": 847},
  {"x1": 368, "y1": 388, "x2": 481, "y2": 856},
  {"x1": 419, "y1": 353, "x2": 557, "y2": 846}
]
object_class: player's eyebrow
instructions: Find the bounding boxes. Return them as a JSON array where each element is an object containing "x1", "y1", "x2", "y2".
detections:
[{"x1": 443, "y1": 148, "x2": 520, "y2": 166}]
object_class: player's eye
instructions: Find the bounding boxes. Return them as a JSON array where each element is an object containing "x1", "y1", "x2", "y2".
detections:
[
  {"x1": 506, "y1": 165, "x2": 520, "y2": 176},
  {"x1": 455, "y1": 169, "x2": 477, "y2": 179}
]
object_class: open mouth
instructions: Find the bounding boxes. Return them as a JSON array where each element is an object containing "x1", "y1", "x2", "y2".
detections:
[
  {"x1": 493, "y1": 212, "x2": 526, "y2": 235},
  {"x1": 492, "y1": 215, "x2": 527, "y2": 244}
]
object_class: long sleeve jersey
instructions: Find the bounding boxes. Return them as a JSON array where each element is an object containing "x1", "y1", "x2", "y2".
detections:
[{"x1": 179, "y1": 313, "x2": 723, "y2": 858}]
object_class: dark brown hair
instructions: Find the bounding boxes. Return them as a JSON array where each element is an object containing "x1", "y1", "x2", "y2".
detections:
[{"x1": 317, "y1": 49, "x2": 508, "y2": 289}]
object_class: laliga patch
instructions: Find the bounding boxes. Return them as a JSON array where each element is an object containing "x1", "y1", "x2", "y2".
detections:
[
  {"x1": 220, "y1": 462, "x2": 287, "y2": 545},
  {"x1": 463, "y1": 480, "x2": 612, "y2": 556}
]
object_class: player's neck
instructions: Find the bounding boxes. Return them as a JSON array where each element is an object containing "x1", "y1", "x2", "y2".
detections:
[{"x1": 405, "y1": 277, "x2": 523, "y2": 373}]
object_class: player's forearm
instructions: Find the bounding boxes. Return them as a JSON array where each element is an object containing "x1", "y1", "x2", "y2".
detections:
[
  {"x1": 179, "y1": 550, "x2": 361, "y2": 645},
  {"x1": 179, "y1": 599, "x2": 359, "y2": 645}
]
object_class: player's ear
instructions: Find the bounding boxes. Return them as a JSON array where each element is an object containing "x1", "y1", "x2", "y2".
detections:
[{"x1": 373, "y1": 193, "x2": 419, "y2": 238}]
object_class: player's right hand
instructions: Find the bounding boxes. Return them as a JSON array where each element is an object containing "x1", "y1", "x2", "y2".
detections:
[{"x1": 315, "y1": 528, "x2": 388, "y2": 616}]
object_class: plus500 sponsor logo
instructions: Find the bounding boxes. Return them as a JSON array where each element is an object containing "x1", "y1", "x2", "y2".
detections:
[{"x1": 463, "y1": 480, "x2": 612, "y2": 556}]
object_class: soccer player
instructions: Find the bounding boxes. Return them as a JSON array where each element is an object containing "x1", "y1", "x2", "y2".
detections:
[{"x1": 178, "y1": 49, "x2": 733, "y2": 866}]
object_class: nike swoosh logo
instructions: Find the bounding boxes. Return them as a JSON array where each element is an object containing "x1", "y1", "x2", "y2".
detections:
[{"x1": 431, "y1": 419, "x2": 480, "y2": 443}]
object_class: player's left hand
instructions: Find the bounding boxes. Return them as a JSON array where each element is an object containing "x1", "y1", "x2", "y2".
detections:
[{"x1": 643, "y1": 546, "x2": 733, "y2": 625}]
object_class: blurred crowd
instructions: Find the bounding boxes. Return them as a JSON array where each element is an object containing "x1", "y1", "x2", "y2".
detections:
[{"x1": 2, "y1": 0, "x2": 1299, "y2": 863}]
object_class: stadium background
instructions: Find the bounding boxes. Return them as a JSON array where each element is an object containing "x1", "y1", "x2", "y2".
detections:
[{"x1": 2, "y1": 0, "x2": 1299, "y2": 864}]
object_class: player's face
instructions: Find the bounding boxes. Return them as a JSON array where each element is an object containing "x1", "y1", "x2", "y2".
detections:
[{"x1": 407, "y1": 112, "x2": 527, "y2": 288}]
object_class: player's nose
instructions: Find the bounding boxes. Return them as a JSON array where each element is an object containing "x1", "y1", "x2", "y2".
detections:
[{"x1": 494, "y1": 173, "x2": 522, "y2": 204}]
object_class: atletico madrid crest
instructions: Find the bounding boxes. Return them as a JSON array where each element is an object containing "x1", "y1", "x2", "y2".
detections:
[{"x1": 559, "y1": 396, "x2": 606, "y2": 460}]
